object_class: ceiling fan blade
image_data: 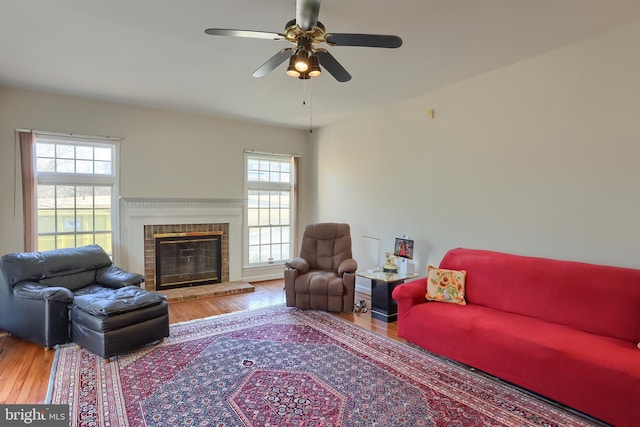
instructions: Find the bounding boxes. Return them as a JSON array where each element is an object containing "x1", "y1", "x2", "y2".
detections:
[
  {"x1": 252, "y1": 49, "x2": 293, "y2": 78},
  {"x1": 204, "y1": 28, "x2": 284, "y2": 40},
  {"x1": 326, "y1": 33, "x2": 403, "y2": 48},
  {"x1": 315, "y1": 49, "x2": 351, "y2": 82},
  {"x1": 296, "y1": 0, "x2": 321, "y2": 31}
]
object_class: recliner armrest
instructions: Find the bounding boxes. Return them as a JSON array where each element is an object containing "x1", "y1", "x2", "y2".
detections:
[
  {"x1": 338, "y1": 258, "x2": 358, "y2": 276},
  {"x1": 13, "y1": 282, "x2": 74, "y2": 302},
  {"x1": 97, "y1": 266, "x2": 145, "y2": 288},
  {"x1": 286, "y1": 257, "x2": 310, "y2": 274}
]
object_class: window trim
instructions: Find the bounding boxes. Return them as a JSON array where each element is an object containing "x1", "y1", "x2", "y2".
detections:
[
  {"x1": 244, "y1": 151, "x2": 295, "y2": 267},
  {"x1": 33, "y1": 133, "x2": 121, "y2": 261}
]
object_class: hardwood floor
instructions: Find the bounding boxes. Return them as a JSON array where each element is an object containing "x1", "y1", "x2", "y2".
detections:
[{"x1": 0, "y1": 279, "x2": 398, "y2": 405}]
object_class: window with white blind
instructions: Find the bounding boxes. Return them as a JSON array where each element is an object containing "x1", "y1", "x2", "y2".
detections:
[
  {"x1": 246, "y1": 153, "x2": 294, "y2": 265},
  {"x1": 34, "y1": 135, "x2": 119, "y2": 256}
]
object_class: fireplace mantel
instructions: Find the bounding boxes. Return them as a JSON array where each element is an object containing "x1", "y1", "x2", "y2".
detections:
[{"x1": 120, "y1": 197, "x2": 245, "y2": 288}]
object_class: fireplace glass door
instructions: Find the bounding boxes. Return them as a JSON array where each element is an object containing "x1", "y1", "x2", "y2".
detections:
[{"x1": 154, "y1": 232, "x2": 222, "y2": 290}]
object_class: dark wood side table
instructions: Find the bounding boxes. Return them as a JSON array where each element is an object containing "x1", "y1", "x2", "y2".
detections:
[{"x1": 356, "y1": 271, "x2": 419, "y2": 322}]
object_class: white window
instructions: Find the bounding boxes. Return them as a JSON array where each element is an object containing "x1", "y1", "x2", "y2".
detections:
[
  {"x1": 35, "y1": 135, "x2": 119, "y2": 256},
  {"x1": 246, "y1": 153, "x2": 294, "y2": 265}
]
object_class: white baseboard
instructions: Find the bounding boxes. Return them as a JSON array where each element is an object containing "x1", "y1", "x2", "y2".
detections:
[
  {"x1": 355, "y1": 283, "x2": 371, "y2": 295},
  {"x1": 242, "y1": 263, "x2": 285, "y2": 283}
]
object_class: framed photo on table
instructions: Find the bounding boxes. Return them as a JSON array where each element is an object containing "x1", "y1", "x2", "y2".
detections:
[{"x1": 394, "y1": 237, "x2": 414, "y2": 259}]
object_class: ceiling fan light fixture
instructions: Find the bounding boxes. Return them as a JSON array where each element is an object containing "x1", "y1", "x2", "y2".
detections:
[
  {"x1": 294, "y1": 48, "x2": 309, "y2": 72},
  {"x1": 286, "y1": 54, "x2": 301, "y2": 77},
  {"x1": 204, "y1": 1, "x2": 402, "y2": 83},
  {"x1": 308, "y1": 53, "x2": 322, "y2": 77}
]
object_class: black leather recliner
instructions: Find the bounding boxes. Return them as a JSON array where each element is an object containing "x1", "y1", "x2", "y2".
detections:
[{"x1": 0, "y1": 245, "x2": 169, "y2": 355}]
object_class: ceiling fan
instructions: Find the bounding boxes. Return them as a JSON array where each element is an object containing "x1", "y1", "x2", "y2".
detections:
[{"x1": 204, "y1": 0, "x2": 402, "y2": 82}]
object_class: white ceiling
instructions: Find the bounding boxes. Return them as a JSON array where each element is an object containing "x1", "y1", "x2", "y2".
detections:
[{"x1": 2, "y1": 0, "x2": 640, "y2": 130}]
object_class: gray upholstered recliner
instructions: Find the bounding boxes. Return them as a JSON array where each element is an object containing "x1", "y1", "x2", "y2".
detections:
[
  {"x1": 0, "y1": 245, "x2": 169, "y2": 357},
  {"x1": 285, "y1": 223, "x2": 357, "y2": 313}
]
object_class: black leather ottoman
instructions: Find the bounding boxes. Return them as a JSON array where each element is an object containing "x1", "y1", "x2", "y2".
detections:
[{"x1": 71, "y1": 285, "x2": 170, "y2": 361}]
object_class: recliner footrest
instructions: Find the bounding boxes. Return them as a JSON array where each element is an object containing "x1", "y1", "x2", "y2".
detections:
[
  {"x1": 71, "y1": 301, "x2": 168, "y2": 332},
  {"x1": 73, "y1": 285, "x2": 165, "y2": 316},
  {"x1": 70, "y1": 286, "x2": 170, "y2": 359}
]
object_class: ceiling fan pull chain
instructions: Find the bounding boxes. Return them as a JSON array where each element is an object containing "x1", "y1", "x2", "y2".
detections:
[
  {"x1": 309, "y1": 79, "x2": 313, "y2": 133},
  {"x1": 299, "y1": 75, "x2": 313, "y2": 133},
  {"x1": 302, "y1": 76, "x2": 307, "y2": 106}
]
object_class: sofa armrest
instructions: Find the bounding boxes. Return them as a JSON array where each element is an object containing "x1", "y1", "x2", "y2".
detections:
[
  {"x1": 286, "y1": 257, "x2": 310, "y2": 274},
  {"x1": 392, "y1": 278, "x2": 427, "y2": 309},
  {"x1": 13, "y1": 282, "x2": 74, "y2": 302},
  {"x1": 97, "y1": 265, "x2": 145, "y2": 288},
  {"x1": 338, "y1": 258, "x2": 358, "y2": 276}
]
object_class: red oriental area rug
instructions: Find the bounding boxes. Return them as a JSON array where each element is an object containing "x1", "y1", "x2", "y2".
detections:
[{"x1": 47, "y1": 305, "x2": 599, "y2": 426}]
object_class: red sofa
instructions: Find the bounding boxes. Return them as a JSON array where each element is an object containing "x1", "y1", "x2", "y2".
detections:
[{"x1": 392, "y1": 248, "x2": 640, "y2": 427}]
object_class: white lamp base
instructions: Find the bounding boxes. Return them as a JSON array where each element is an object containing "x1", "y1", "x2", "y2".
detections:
[{"x1": 398, "y1": 258, "x2": 415, "y2": 274}]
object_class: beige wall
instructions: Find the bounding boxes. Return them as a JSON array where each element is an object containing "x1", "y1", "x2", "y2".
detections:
[
  {"x1": 314, "y1": 21, "x2": 640, "y2": 272},
  {"x1": 3, "y1": 20, "x2": 640, "y2": 276},
  {"x1": 0, "y1": 88, "x2": 311, "y2": 260}
]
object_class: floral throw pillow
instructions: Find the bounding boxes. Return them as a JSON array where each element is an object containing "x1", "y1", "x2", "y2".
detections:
[{"x1": 426, "y1": 265, "x2": 467, "y2": 305}]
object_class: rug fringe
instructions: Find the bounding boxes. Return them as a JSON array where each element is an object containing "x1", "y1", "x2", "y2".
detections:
[{"x1": 44, "y1": 347, "x2": 62, "y2": 404}]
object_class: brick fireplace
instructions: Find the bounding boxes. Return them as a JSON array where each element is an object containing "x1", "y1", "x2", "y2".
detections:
[
  {"x1": 144, "y1": 224, "x2": 229, "y2": 291},
  {"x1": 120, "y1": 198, "x2": 244, "y2": 290}
]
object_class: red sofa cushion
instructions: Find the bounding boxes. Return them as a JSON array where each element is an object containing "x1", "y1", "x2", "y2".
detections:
[
  {"x1": 398, "y1": 299, "x2": 640, "y2": 427},
  {"x1": 440, "y1": 248, "x2": 640, "y2": 343}
]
